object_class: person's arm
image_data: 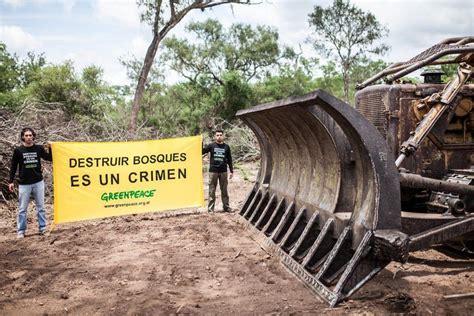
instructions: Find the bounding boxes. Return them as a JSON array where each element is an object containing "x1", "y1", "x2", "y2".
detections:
[
  {"x1": 226, "y1": 145, "x2": 233, "y2": 178},
  {"x1": 41, "y1": 143, "x2": 53, "y2": 161},
  {"x1": 8, "y1": 149, "x2": 19, "y2": 191},
  {"x1": 202, "y1": 143, "x2": 211, "y2": 155}
]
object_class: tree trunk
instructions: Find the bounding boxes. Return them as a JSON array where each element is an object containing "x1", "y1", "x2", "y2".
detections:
[
  {"x1": 128, "y1": 1, "x2": 253, "y2": 136},
  {"x1": 129, "y1": 35, "x2": 161, "y2": 135},
  {"x1": 342, "y1": 65, "x2": 350, "y2": 103}
]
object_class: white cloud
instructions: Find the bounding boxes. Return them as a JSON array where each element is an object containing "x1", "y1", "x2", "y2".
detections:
[
  {"x1": 2, "y1": 0, "x2": 51, "y2": 7},
  {"x1": 352, "y1": 0, "x2": 473, "y2": 63},
  {"x1": 94, "y1": 0, "x2": 141, "y2": 28},
  {"x1": 2, "y1": 0, "x2": 26, "y2": 7},
  {"x1": 2, "y1": 0, "x2": 76, "y2": 10},
  {"x1": 0, "y1": 25, "x2": 42, "y2": 51},
  {"x1": 1, "y1": 0, "x2": 471, "y2": 86},
  {"x1": 62, "y1": 0, "x2": 77, "y2": 13}
]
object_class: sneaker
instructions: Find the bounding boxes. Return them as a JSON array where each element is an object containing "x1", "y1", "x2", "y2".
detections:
[
  {"x1": 39, "y1": 230, "x2": 47, "y2": 236},
  {"x1": 223, "y1": 208, "x2": 234, "y2": 213},
  {"x1": 17, "y1": 232, "x2": 25, "y2": 239}
]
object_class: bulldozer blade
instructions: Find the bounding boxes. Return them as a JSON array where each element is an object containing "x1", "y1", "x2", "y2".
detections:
[{"x1": 236, "y1": 90, "x2": 404, "y2": 306}]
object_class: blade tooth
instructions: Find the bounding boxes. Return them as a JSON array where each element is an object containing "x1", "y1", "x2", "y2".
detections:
[
  {"x1": 263, "y1": 198, "x2": 285, "y2": 237},
  {"x1": 249, "y1": 192, "x2": 271, "y2": 224},
  {"x1": 320, "y1": 232, "x2": 355, "y2": 285},
  {"x1": 257, "y1": 198, "x2": 286, "y2": 235},
  {"x1": 302, "y1": 218, "x2": 335, "y2": 270},
  {"x1": 255, "y1": 195, "x2": 281, "y2": 229},
  {"x1": 334, "y1": 231, "x2": 375, "y2": 294},
  {"x1": 280, "y1": 207, "x2": 307, "y2": 252},
  {"x1": 270, "y1": 201, "x2": 295, "y2": 243},
  {"x1": 289, "y1": 211, "x2": 320, "y2": 259},
  {"x1": 243, "y1": 189, "x2": 262, "y2": 219},
  {"x1": 239, "y1": 186, "x2": 257, "y2": 216},
  {"x1": 315, "y1": 226, "x2": 352, "y2": 281},
  {"x1": 245, "y1": 190, "x2": 268, "y2": 220}
]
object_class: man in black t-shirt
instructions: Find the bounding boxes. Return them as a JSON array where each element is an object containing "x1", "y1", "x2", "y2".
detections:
[
  {"x1": 8, "y1": 127, "x2": 52, "y2": 239},
  {"x1": 202, "y1": 129, "x2": 234, "y2": 213}
]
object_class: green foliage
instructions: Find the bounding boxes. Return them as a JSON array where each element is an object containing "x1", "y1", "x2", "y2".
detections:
[
  {"x1": 308, "y1": 0, "x2": 389, "y2": 101},
  {"x1": 26, "y1": 62, "x2": 114, "y2": 118},
  {"x1": 0, "y1": 44, "x2": 48, "y2": 109},
  {"x1": 440, "y1": 64, "x2": 458, "y2": 82},
  {"x1": 219, "y1": 71, "x2": 253, "y2": 120},
  {"x1": 136, "y1": 82, "x2": 212, "y2": 136},
  {"x1": 0, "y1": 42, "x2": 120, "y2": 121},
  {"x1": 27, "y1": 62, "x2": 82, "y2": 115},
  {"x1": 81, "y1": 65, "x2": 116, "y2": 115},
  {"x1": 0, "y1": 42, "x2": 21, "y2": 93},
  {"x1": 129, "y1": 18, "x2": 298, "y2": 133},
  {"x1": 162, "y1": 19, "x2": 291, "y2": 85},
  {"x1": 119, "y1": 55, "x2": 164, "y2": 83},
  {"x1": 254, "y1": 60, "x2": 318, "y2": 103},
  {"x1": 314, "y1": 62, "x2": 345, "y2": 99},
  {"x1": 19, "y1": 51, "x2": 46, "y2": 87}
]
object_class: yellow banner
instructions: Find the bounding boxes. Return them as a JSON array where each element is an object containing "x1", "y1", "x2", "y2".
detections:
[{"x1": 52, "y1": 136, "x2": 204, "y2": 223}]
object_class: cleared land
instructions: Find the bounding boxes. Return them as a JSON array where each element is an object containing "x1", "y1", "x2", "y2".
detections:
[{"x1": 0, "y1": 164, "x2": 473, "y2": 315}]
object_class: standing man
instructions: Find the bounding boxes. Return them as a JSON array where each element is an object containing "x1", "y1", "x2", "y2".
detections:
[
  {"x1": 8, "y1": 127, "x2": 52, "y2": 238},
  {"x1": 202, "y1": 129, "x2": 234, "y2": 213}
]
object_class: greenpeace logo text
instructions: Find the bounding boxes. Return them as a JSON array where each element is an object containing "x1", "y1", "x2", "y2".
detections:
[{"x1": 101, "y1": 189, "x2": 157, "y2": 202}]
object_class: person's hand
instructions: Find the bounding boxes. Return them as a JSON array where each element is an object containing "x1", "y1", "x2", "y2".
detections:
[
  {"x1": 8, "y1": 183, "x2": 14, "y2": 192},
  {"x1": 229, "y1": 172, "x2": 233, "y2": 180},
  {"x1": 44, "y1": 142, "x2": 51, "y2": 153}
]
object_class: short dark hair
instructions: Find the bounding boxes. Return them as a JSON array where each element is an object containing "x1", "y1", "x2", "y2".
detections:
[
  {"x1": 20, "y1": 127, "x2": 36, "y2": 141},
  {"x1": 215, "y1": 129, "x2": 224, "y2": 134}
]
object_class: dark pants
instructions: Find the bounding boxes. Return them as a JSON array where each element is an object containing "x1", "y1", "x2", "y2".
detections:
[{"x1": 208, "y1": 172, "x2": 229, "y2": 212}]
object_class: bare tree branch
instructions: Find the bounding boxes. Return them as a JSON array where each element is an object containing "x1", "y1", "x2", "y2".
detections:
[{"x1": 129, "y1": 1, "x2": 258, "y2": 135}]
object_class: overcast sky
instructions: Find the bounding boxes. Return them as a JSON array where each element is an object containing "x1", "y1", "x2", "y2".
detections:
[{"x1": 1, "y1": 0, "x2": 472, "y2": 86}]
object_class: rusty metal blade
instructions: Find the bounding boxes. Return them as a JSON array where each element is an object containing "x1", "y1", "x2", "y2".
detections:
[{"x1": 236, "y1": 89, "x2": 401, "y2": 305}]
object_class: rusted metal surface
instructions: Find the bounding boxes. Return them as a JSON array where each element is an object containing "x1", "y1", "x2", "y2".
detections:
[
  {"x1": 237, "y1": 37, "x2": 474, "y2": 306},
  {"x1": 237, "y1": 90, "x2": 402, "y2": 306},
  {"x1": 357, "y1": 37, "x2": 474, "y2": 89},
  {"x1": 395, "y1": 63, "x2": 473, "y2": 167},
  {"x1": 356, "y1": 83, "x2": 474, "y2": 180},
  {"x1": 409, "y1": 215, "x2": 474, "y2": 252},
  {"x1": 399, "y1": 173, "x2": 474, "y2": 196}
]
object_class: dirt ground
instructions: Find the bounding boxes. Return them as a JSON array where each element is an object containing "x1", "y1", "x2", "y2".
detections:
[{"x1": 1, "y1": 163, "x2": 473, "y2": 315}]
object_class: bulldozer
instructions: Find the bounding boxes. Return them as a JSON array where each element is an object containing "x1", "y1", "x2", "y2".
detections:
[{"x1": 236, "y1": 36, "x2": 474, "y2": 306}]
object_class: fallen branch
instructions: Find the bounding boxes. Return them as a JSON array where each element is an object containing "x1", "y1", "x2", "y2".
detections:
[
  {"x1": 443, "y1": 292, "x2": 474, "y2": 300},
  {"x1": 233, "y1": 250, "x2": 241, "y2": 259}
]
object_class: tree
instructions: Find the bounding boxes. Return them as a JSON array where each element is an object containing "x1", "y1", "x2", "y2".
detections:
[
  {"x1": 0, "y1": 43, "x2": 48, "y2": 109},
  {"x1": 253, "y1": 56, "x2": 319, "y2": 103},
  {"x1": 129, "y1": 0, "x2": 256, "y2": 135},
  {"x1": 308, "y1": 0, "x2": 389, "y2": 102},
  {"x1": 160, "y1": 19, "x2": 293, "y2": 121},
  {"x1": 162, "y1": 19, "x2": 291, "y2": 85},
  {"x1": 19, "y1": 51, "x2": 46, "y2": 87},
  {"x1": 27, "y1": 62, "x2": 113, "y2": 118},
  {"x1": 0, "y1": 42, "x2": 20, "y2": 93}
]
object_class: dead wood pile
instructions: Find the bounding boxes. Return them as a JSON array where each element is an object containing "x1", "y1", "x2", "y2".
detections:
[{"x1": 0, "y1": 100, "x2": 141, "y2": 203}]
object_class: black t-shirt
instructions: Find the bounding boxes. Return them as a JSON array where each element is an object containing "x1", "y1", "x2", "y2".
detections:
[
  {"x1": 9, "y1": 144, "x2": 53, "y2": 185},
  {"x1": 202, "y1": 142, "x2": 233, "y2": 173}
]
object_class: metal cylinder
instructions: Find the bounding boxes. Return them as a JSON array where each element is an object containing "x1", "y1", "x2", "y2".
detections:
[
  {"x1": 447, "y1": 198, "x2": 466, "y2": 214},
  {"x1": 399, "y1": 173, "x2": 474, "y2": 196}
]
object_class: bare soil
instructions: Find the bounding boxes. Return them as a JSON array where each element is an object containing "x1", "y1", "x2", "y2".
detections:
[{"x1": 1, "y1": 163, "x2": 473, "y2": 315}]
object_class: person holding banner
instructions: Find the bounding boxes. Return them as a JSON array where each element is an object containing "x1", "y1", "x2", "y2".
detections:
[
  {"x1": 203, "y1": 129, "x2": 234, "y2": 213},
  {"x1": 8, "y1": 127, "x2": 52, "y2": 239}
]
